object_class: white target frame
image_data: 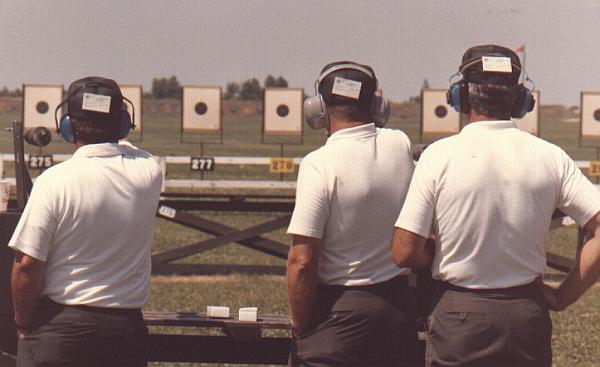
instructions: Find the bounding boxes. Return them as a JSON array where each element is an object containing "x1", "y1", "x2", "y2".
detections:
[
  {"x1": 263, "y1": 88, "x2": 303, "y2": 136},
  {"x1": 22, "y1": 84, "x2": 64, "y2": 131},
  {"x1": 181, "y1": 85, "x2": 222, "y2": 132},
  {"x1": 119, "y1": 84, "x2": 143, "y2": 134},
  {"x1": 421, "y1": 89, "x2": 460, "y2": 140},
  {"x1": 513, "y1": 90, "x2": 540, "y2": 136},
  {"x1": 580, "y1": 91, "x2": 600, "y2": 140}
]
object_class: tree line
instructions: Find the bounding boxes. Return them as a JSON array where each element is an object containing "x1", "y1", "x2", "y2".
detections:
[
  {"x1": 150, "y1": 75, "x2": 288, "y2": 100},
  {"x1": 0, "y1": 75, "x2": 288, "y2": 101}
]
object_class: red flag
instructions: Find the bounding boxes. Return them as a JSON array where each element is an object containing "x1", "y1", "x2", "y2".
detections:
[{"x1": 514, "y1": 44, "x2": 525, "y2": 53}]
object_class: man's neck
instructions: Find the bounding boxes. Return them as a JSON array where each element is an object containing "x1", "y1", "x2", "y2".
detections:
[
  {"x1": 467, "y1": 111, "x2": 509, "y2": 124},
  {"x1": 328, "y1": 119, "x2": 366, "y2": 135}
]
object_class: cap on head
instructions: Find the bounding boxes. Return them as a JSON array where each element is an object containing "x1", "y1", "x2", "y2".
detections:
[
  {"x1": 318, "y1": 61, "x2": 377, "y2": 114},
  {"x1": 459, "y1": 45, "x2": 521, "y2": 85},
  {"x1": 66, "y1": 76, "x2": 123, "y2": 124}
]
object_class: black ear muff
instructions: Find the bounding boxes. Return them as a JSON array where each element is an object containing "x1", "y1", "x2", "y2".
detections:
[
  {"x1": 511, "y1": 84, "x2": 535, "y2": 118},
  {"x1": 118, "y1": 109, "x2": 133, "y2": 139}
]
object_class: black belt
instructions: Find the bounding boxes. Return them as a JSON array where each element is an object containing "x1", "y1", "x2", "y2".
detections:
[
  {"x1": 441, "y1": 280, "x2": 538, "y2": 297},
  {"x1": 40, "y1": 297, "x2": 141, "y2": 317},
  {"x1": 319, "y1": 275, "x2": 409, "y2": 294}
]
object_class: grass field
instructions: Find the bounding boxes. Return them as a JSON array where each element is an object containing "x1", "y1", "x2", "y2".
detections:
[{"x1": 2, "y1": 106, "x2": 600, "y2": 366}]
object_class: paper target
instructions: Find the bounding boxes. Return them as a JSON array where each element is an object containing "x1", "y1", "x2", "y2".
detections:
[
  {"x1": 580, "y1": 92, "x2": 600, "y2": 139},
  {"x1": 119, "y1": 85, "x2": 143, "y2": 133},
  {"x1": 421, "y1": 89, "x2": 460, "y2": 139},
  {"x1": 23, "y1": 84, "x2": 63, "y2": 130},
  {"x1": 263, "y1": 88, "x2": 303, "y2": 135},
  {"x1": 513, "y1": 90, "x2": 540, "y2": 136},
  {"x1": 182, "y1": 85, "x2": 221, "y2": 132}
]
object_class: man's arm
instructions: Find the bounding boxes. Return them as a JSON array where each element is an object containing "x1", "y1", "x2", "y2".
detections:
[
  {"x1": 541, "y1": 212, "x2": 600, "y2": 311},
  {"x1": 391, "y1": 228, "x2": 434, "y2": 270},
  {"x1": 287, "y1": 235, "x2": 321, "y2": 335},
  {"x1": 12, "y1": 251, "x2": 45, "y2": 338}
]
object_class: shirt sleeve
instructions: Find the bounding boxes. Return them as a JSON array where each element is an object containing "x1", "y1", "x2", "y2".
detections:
[
  {"x1": 556, "y1": 150, "x2": 600, "y2": 227},
  {"x1": 395, "y1": 149, "x2": 435, "y2": 238},
  {"x1": 8, "y1": 175, "x2": 58, "y2": 261},
  {"x1": 287, "y1": 158, "x2": 329, "y2": 239}
]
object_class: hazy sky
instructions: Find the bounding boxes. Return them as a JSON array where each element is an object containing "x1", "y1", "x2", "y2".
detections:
[{"x1": 1, "y1": 0, "x2": 599, "y2": 105}]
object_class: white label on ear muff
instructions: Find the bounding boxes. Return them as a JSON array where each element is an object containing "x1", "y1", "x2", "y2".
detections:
[
  {"x1": 481, "y1": 56, "x2": 512, "y2": 73},
  {"x1": 331, "y1": 77, "x2": 362, "y2": 99},
  {"x1": 82, "y1": 93, "x2": 112, "y2": 113}
]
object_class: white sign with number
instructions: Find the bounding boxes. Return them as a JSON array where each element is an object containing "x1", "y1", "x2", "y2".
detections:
[
  {"x1": 28, "y1": 155, "x2": 53, "y2": 169},
  {"x1": 190, "y1": 157, "x2": 215, "y2": 171}
]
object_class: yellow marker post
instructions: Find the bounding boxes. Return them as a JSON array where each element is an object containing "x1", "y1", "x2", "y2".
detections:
[
  {"x1": 269, "y1": 158, "x2": 295, "y2": 174},
  {"x1": 590, "y1": 161, "x2": 600, "y2": 177}
]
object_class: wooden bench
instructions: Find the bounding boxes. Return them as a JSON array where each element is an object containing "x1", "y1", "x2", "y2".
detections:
[{"x1": 144, "y1": 311, "x2": 293, "y2": 365}]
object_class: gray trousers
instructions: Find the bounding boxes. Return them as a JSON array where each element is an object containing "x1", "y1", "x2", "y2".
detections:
[
  {"x1": 17, "y1": 298, "x2": 147, "y2": 367},
  {"x1": 426, "y1": 281, "x2": 552, "y2": 367},
  {"x1": 291, "y1": 276, "x2": 419, "y2": 367}
]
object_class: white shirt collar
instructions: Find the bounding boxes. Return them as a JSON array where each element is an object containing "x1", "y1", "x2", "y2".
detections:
[
  {"x1": 460, "y1": 120, "x2": 517, "y2": 135},
  {"x1": 72, "y1": 142, "x2": 129, "y2": 158},
  {"x1": 326, "y1": 123, "x2": 376, "y2": 145}
]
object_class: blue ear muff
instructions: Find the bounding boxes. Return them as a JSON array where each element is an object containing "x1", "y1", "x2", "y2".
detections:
[
  {"x1": 59, "y1": 114, "x2": 76, "y2": 144},
  {"x1": 119, "y1": 110, "x2": 133, "y2": 139},
  {"x1": 448, "y1": 82, "x2": 463, "y2": 113}
]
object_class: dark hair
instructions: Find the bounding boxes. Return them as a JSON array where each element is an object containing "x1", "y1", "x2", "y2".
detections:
[
  {"x1": 71, "y1": 117, "x2": 120, "y2": 143},
  {"x1": 467, "y1": 82, "x2": 517, "y2": 119}
]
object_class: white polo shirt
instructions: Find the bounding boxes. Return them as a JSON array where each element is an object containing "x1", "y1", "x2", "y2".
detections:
[
  {"x1": 9, "y1": 142, "x2": 162, "y2": 308},
  {"x1": 397, "y1": 120, "x2": 600, "y2": 289},
  {"x1": 288, "y1": 123, "x2": 414, "y2": 286}
]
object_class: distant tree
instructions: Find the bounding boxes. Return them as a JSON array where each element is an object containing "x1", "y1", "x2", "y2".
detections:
[
  {"x1": 152, "y1": 75, "x2": 181, "y2": 99},
  {"x1": 422, "y1": 78, "x2": 430, "y2": 90},
  {"x1": 224, "y1": 82, "x2": 240, "y2": 100},
  {"x1": 0, "y1": 86, "x2": 22, "y2": 97},
  {"x1": 239, "y1": 78, "x2": 262, "y2": 100},
  {"x1": 275, "y1": 76, "x2": 288, "y2": 88},
  {"x1": 265, "y1": 75, "x2": 288, "y2": 88},
  {"x1": 264, "y1": 75, "x2": 277, "y2": 88}
]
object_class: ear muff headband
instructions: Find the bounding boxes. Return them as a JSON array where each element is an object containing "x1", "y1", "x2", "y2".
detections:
[
  {"x1": 316, "y1": 63, "x2": 377, "y2": 86},
  {"x1": 54, "y1": 82, "x2": 136, "y2": 143},
  {"x1": 305, "y1": 62, "x2": 389, "y2": 129}
]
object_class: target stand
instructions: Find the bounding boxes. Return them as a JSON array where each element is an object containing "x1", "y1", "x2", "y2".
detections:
[
  {"x1": 180, "y1": 85, "x2": 224, "y2": 179},
  {"x1": 261, "y1": 88, "x2": 304, "y2": 181}
]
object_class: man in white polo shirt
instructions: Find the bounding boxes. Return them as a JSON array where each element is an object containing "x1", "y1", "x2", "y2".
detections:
[
  {"x1": 10, "y1": 76, "x2": 162, "y2": 366},
  {"x1": 392, "y1": 45, "x2": 600, "y2": 366},
  {"x1": 287, "y1": 61, "x2": 417, "y2": 366}
]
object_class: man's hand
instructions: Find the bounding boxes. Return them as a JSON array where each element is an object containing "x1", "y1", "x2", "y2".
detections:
[
  {"x1": 287, "y1": 235, "x2": 321, "y2": 336},
  {"x1": 537, "y1": 278, "x2": 565, "y2": 311}
]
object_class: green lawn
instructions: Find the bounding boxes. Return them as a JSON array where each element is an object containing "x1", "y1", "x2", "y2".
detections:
[{"x1": 2, "y1": 108, "x2": 600, "y2": 366}]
